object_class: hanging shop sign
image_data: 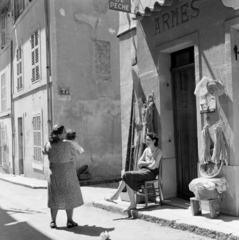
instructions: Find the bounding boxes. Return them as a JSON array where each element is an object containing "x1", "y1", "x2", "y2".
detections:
[
  {"x1": 109, "y1": 0, "x2": 131, "y2": 13},
  {"x1": 155, "y1": 0, "x2": 200, "y2": 35}
]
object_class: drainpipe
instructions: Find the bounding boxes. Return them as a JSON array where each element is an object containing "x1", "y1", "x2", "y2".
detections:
[
  {"x1": 10, "y1": 40, "x2": 15, "y2": 175},
  {"x1": 44, "y1": 0, "x2": 52, "y2": 136}
]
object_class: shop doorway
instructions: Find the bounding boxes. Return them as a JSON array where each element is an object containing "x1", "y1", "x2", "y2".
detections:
[
  {"x1": 18, "y1": 117, "x2": 24, "y2": 175},
  {"x1": 171, "y1": 47, "x2": 198, "y2": 200}
]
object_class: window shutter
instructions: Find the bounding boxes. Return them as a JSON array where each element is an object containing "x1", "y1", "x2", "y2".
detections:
[
  {"x1": 1, "y1": 11, "x2": 6, "y2": 48},
  {"x1": 35, "y1": 31, "x2": 38, "y2": 46},
  {"x1": 31, "y1": 34, "x2": 34, "y2": 49},
  {"x1": 1, "y1": 73, "x2": 6, "y2": 111},
  {"x1": 33, "y1": 113, "x2": 42, "y2": 162},
  {"x1": 31, "y1": 30, "x2": 40, "y2": 83},
  {"x1": 16, "y1": 45, "x2": 23, "y2": 90}
]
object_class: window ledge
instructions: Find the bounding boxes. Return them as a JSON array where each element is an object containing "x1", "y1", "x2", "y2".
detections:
[
  {"x1": 0, "y1": 109, "x2": 11, "y2": 118},
  {"x1": 13, "y1": 79, "x2": 46, "y2": 99},
  {"x1": 32, "y1": 161, "x2": 43, "y2": 171},
  {"x1": 0, "y1": 42, "x2": 11, "y2": 56}
]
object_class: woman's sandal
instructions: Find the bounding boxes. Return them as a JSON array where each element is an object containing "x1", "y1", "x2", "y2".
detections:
[
  {"x1": 67, "y1": 220, "x2": 78, "y2": 228},
  {"x1": 122, "y1": 206, "x2": 136, "y2": 213},
  {"x1": 50, "y1": 221, "x2": 57, "y2": 229},
  {"x1": 104, "y1": 196, "x2": 114, "y2": 202}
]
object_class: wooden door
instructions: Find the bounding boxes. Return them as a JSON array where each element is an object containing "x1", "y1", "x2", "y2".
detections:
[
  {"x1": 18, "y1": 117, "x2": 24, "y2": 175},
  {"x1": 171, "y1": 63, "x2": 198, "y2": 200}
]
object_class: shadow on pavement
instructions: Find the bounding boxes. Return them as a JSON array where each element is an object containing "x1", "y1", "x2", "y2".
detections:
[
  {"x1": 84, "y1": 182, "x2": 119, "y2": 189},
  {"x1": 0, "y1": 208, "x2": 51, "y2": 240},
  {"x1": 57, "y1": 224, "x2": 115, "y2": 236},
  {"x1": 4, "y1": 207, "x2": 47, "y2": 215},
  {"x1": 113, "y1": 217, "x2": 135, "y2": 221}
]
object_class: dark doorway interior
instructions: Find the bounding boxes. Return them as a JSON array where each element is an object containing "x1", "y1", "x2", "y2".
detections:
[
  {"x1": 171, "y1": 47, "x2": 198, "y2": 200},
  {"x1": 18, "y1": 117, "x2": 24, "y2": 175}
]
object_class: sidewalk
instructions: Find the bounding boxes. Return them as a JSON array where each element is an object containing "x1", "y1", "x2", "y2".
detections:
[
  {"x1": 93, "y1": 198, "x2": 239, "y2": 240},
  {"x1": 0, "y1": 173, "x2": 48, "y2": 189},
  {"x1": 0, "y1": 173, "x2": 121, "y2": 189},
  {"x1": 1, "y1": 173, "x2": 239, "y2": 240}
]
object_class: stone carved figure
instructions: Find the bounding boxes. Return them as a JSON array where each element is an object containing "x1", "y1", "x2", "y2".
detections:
[
  {"x1": 146, "y1": 93, "x2": 154, "y2": 132},
  {"x1": 142, "y1": 92, "x2": 155, "y2": 143}
]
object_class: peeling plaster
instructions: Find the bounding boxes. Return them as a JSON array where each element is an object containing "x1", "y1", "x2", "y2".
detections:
[
  {"x1": 222, "y1": 0, "x2": 239, "y2": 10},
  {"x1": 59, "y1": 8, "x2": 65, "y2": 16},
  {"x1": 92, "y1": 0, "x2": 108, "y2": 14},
  {"x1": 108, "y1": 28, "x2": 116, "y2": 34},
  {"x1": 74, "y1": 13, "x2": 99, "y2": 30}
]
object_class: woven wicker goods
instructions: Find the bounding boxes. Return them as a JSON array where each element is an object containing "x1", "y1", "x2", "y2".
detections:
[{"x1": 194, "y1": 186, "x2": 220, "y2": 200}]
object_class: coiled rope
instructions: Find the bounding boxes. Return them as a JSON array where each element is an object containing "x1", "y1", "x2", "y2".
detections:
[{"x1": 201, "y1": 123, "x2": 228, "y2": 165}]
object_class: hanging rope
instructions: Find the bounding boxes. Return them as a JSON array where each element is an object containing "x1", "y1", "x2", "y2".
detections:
[
  {"x1": 206, "y1": 80, "x2": 224, "y2": 97},
  {"x1": 200, "y1": 123, "x2": 228, "y2": 165},
  {"x1": 211, "y1": 123, "x2": 228, "y2": 165},
  {"x1": 194, "y1": 76, "x2": 225, "y2": 97},
  {"x1": 200, "y1": 124, "x2": 212, "y2": 164}
]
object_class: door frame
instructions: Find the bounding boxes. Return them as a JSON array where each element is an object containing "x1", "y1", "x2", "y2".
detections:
[
  {"x1": 156, "y1": 33, "x2": 201, "y2": 199},
  {"x1": 171, "y1": 58, "x2": 198, "y2": 199}
]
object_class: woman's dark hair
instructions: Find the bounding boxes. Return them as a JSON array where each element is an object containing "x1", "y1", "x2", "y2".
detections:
[
  {"x1": 66, "y1": 129, "x2": 76, "y2": 140},
  {"x1": 49, "y1": 125, "x2": 65, "y2": 143},
  {"x1": 147, "y1": 132, "x2": 159, "y2": 146}
]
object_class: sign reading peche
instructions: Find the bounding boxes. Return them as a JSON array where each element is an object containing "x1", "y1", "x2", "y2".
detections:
[{"x1": 109, "y1": 0, "x2": 131, "y2": 13}]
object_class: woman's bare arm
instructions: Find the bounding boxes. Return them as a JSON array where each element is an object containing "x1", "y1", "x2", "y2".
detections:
[
  {"x1": 42, "y1": 142, "x2": 50, "y2": 155},
  {"x1": 138, "y1": 149, "x2": 153, "y2": 167},
  {"x1": 147, "y1": 149, "x2": 162, "y2": 169}
]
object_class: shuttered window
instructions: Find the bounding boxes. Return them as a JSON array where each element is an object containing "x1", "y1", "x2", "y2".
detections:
[
  {"x1": 17, "y1": 46, "x2": 23, "y2": 90},
  {"x1": 31, "y1": 30, "x2": 40, "y2": 83},
  {"x1": 33, "y1": 114, "x2": 42, "y2": 162},
  {"x1": 1, "y1": 10, "x2": 6, "y2": 49},
  {"x1": 14, "y1": 0, "x2": 25, "y2": 22},
  {"x1": 1, "y1": 73, "x2": 6, "y2": 111}
]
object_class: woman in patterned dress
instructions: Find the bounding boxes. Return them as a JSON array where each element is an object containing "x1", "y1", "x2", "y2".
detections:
[
  {"x1": 104, "y1": 132, "x2": 162, "y2": 212},
  {"x1": 43, "y1": 125, "x2": 84, "y2": 228}
]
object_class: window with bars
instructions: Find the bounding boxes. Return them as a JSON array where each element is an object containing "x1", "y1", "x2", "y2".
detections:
[
  {"x1": 31, "y1": 30, "x2": 40, "y2": 83},
  {"x1": 1, "y1": 73, "x2": 6, "y2": 111},
  {"x1": 33, "y1": 114, "x2": 42, "y2": 162},
  {"x1": 17, "y1": 46, "x2": 23, "y2": 90},
  {"x1": 1, "y1": 10, "x2": 6, "y2": 49}
]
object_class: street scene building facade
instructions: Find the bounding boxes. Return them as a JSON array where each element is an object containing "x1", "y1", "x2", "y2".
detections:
[
  {"x1": 118, "y1": 0, "x2": 239, "y2": 217},
  {"x1": 0, "y1": 0, "x2": 122, "y2": 180},
  {"x1": 1, "y1": 0, "x2": 239, "y2": 220}
]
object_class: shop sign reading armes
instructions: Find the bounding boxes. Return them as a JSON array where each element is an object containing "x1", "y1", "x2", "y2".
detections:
[
  {"x1": 155, "y1": 0, "x2": 200, "y2": 35},
  {"x1": 109, "y1": 0, "x2": 131, "y2": 13}
]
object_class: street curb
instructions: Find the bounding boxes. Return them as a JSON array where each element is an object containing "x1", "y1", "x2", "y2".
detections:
[
  {"x1": 0, "y1": 175, "x2": 121, "y2": 189},
  {"x1": 79, "y1": 177, "x2": 121, "y2": 186},
  {"x1": 93, "y1": 201, "x2": 239, "y2": 240},
  {"x1": 0, "y1": 177, "x2": 47, "y2": 189}
]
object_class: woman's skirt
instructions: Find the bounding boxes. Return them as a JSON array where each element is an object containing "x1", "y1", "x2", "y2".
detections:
[
  {"x1": 123, "y1": 167, "x2": 158, "y2": 191},
  {"x1": 48, "y1": 161, "x2": 84, "y2": 209}
]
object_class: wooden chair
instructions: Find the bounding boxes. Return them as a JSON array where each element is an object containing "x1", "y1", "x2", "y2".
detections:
[{"x1": 136, "y1": 160, "x2": 163, "y2": 207}]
